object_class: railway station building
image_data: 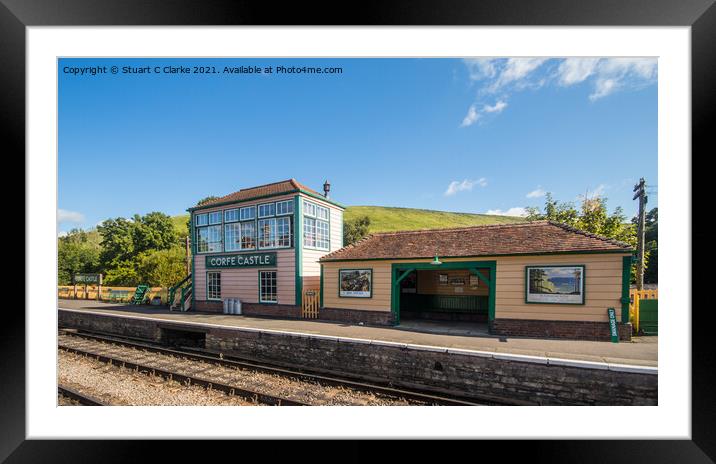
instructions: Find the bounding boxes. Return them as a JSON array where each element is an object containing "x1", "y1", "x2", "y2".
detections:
[
  {"x1": 189, "y1": 180, "x2": 634, "y2": 341},
  {"x1": 319, "y1": 222, "x2": 635, "y2": 341},
  {"x1": 188, "y1": 179, "x2": 344, "y2": 318}
]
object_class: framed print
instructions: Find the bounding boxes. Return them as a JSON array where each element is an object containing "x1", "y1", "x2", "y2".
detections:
[
  {"x1": 339, "y1": 269, "x2": 372, "y2": 298},
  {"x1": 526, "y1": 265, "x2": 585, "y2": 304},
  {"x1": 7, "y1": 0, "x2": 712, "y2": 457}
]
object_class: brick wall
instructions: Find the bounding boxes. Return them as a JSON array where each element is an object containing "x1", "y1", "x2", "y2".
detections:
[
  {"x1": 59, "y1": 309, "x2": 656, "y2": 405},
  {"x1": 319, "y1": 307, "x2": 395, "y2": 326},
  {"x1": 491, "y1": 318, "x2": 632, "y2": 341}
]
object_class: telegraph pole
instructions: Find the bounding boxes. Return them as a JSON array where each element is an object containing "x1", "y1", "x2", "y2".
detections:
[{"x1": 633, "y1": 178, "x2": 647, "y2": 290}]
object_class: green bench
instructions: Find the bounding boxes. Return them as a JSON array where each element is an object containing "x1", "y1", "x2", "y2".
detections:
[{"x1": 108, "y1": 290, "x2": 130, "y2": 303}]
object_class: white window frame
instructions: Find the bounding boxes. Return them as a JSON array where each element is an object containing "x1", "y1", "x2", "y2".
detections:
[
  {"x1": 240, "y1": 221, "x2": 256, "y2": 250},
  {"x1": 276, "y1": 199, "x2": 294, "y2": 216},
  {"x1": 259, "y1": 270, "x2": 278, "y2": 304},
  {"x1": 240, "y1": 206, "x2": 256, "y2": 221},
  {"x1": 258, "y1": 218, "x2": 277, "y2": 249},
  {"x1": 224, "y1": 208, "x2": 239, "y2": 223},
  {"x1": 258, "y1": 202, "x2": 275, "y2": 218},
  {"x1": 195, "y1": 213, "x2": 208, "y2": 226},
  {"x1": 224, "y1": 222, "x2": 241, "y2": 252},
  {"x1": 205, "y1": 224, "x2": 223, "y2": 252},
  {"x1": 207, "y1": 271, "x2": 221, "y2": 301},
  {"x1": 276, "y1": 216, "x2": 292, "y2": 247},
  {"x1": 208, "y1": 211, "x2": 222, "y2": 225}
]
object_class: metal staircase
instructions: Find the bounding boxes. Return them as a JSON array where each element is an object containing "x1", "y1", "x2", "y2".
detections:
[
  {"x1": 168, "y1": 275, "x2": 192, "y2": 311},
  {"x1": 130, "y1": 285, "x2": 150, "y2": 305}
]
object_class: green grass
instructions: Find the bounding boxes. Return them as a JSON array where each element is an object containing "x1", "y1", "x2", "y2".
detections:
[
  {"x1": 171, "y1": 206, "x2": 524, "y2": 237},
  {"x1": 344, "y1": 206, "x2": 525, "y2": 233}
]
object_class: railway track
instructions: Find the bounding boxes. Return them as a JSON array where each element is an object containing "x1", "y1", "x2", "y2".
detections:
[
  {"x1": 58, "y1": 384, "x2": 108, "y2": 406},
  {"x1": 58, "y1": 328, "x2": 510, "y2": 406}
]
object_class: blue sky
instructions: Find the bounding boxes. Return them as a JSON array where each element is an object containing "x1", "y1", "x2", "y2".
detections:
[{"x1": 58, "y1": 58, "x2": 657, "y2": 233}]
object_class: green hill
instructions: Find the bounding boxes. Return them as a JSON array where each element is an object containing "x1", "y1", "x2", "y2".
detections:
[
  {"x1": 343, "y1": 206, "x2": 525, "y2": 233},
  {"x1": 171, "y1": 206, "x2": 524, "y2": 237}
]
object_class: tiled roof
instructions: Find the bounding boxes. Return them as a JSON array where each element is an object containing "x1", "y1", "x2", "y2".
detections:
[
  {"x1": 320, "y1": 221, "x2": 633, "y2": 261},
  {"x1": 191, "y1": 179, "x2": 325, "y2": 209}
]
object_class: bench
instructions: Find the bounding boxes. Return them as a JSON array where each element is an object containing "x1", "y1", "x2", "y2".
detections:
[{"x1": 108, "y1": 290, "x2": 130, "y2": 303}]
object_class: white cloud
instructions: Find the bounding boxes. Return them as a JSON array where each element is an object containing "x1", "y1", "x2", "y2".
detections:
[
  {"x1": 57, "y1": 230, "x2": 68, "y2": 237},
  {"x1": 460, "y1": 57, "x2": 657, "y2": 125},
  {"x1": 444, "y1": 178, "x2": 487, "y2": 196},
  {"x1": 490, "y1": 58, "x2": 548, "y2": 92},
  {"x1": 460, "y1": 100, "x2": 507, "y2": 127},
  {"x1": 526, "y1": 188, "x2": 547, "y2": 198},
  {"x1": 483, "y1": 100, "x2": 508, "y2": 113},
  {"x1": 555, "y1": 58, "x2": 657, "y2": 101},
  {"x1": 485, "y1": 207, "x2": 529, "y2": 217},
  {"x1": 460, "y1": 105, "x2": 480, "y2": 127},
  {"x1": 463, "y1": 58, "x2": 497, "y2": 80},
  {"x1": 557, "y1": 58, "x2": 600, "y2": 85},
  {"x1": 58, "y1": 209, "x2": 84, "y2": 224}
]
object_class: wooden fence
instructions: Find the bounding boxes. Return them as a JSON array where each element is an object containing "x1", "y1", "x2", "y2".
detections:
[
  {"x1": 58, "y1": 285, "x2": 168, "y2": 303},
  {"x1": 301, "y1": 288, "x2": 320, "y2": 319},
  {"x1": 629, "y1": 288, "x2": 658, "y2": 333}
]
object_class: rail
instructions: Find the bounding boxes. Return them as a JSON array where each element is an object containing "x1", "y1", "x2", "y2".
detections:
[{"x1": 58, "y1": 328, "x2": 513, "y2": 406}]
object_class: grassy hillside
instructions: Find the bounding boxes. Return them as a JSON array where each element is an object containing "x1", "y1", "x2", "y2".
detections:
[
  {"x1": 172, "y1": 206, "x2": 524, "y2": 237},
  {"x1": 344, "y1": 206, "x2": 525, "y2": 233}
]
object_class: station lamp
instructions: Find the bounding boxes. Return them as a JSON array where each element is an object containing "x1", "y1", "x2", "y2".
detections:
[
  {"x1": 430, "y1": 253, "x2": 442, "y2": 265},
  {"x1": 323, "y1": 180, "x2": 331, "y2": 198}
]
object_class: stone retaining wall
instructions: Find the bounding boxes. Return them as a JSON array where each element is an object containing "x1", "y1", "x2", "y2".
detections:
[{"x1": 58, "y1": 309, "x2": 656, "y2": 406}]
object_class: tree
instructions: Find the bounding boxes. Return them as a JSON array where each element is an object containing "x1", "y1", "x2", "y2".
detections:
[
  {"x1": 196, "y1": 196, "x2": 219, "y2": 206},
  {"x1": 137, "y1": 246, "x2": 186, "y2": 287},
  {"x1": 57, "y1": 229, "x2": 101, "y2": 285},
  {"x1": 97, "y1": 217, "x2": 136, "y2": 268},
  {"x1": 103, "y1": 260, "x2": 141, "y2": 286},
  {"x1": 527, "y1": 192, "x2": 642, "y2": 281},
  {"x1": 132, "y1": 212, "x2": 178, "y2": 254},
  {"x1": 639, "y1": 207, "x2": 658, "y2": 284},
  {"x1": 343, "y1": 215, "x2": 371, "y2": 246}
]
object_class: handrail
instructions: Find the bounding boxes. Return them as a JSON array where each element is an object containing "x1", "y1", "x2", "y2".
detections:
[{"x1": 168, "y1": 274, "x2": 192, "y2": 309}]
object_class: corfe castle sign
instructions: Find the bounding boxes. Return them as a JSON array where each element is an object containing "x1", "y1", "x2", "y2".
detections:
[{"x1": 205, "y1": 252, "x2": 277, "y2": 269}]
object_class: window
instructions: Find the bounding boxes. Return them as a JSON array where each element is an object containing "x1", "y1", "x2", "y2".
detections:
[
  {"x1": 258, "y1": 218, "x2": 277, "y2": 248},
  {"x1": 208, "y1": 211, "x2": 222, "y2": 225},
  {"x1": 224, "y1": 223, "x2": 241, "y2": 251},
  {"x1": 207, "y1": 272, "x2": 221, "y2": 300},
  {"x1": 304, "y1": 216, "x2": 329, "y2": 250},
  {"x1": 204, "y1": 226, "x2": 222, "y2": 251},
  {"x1": 276, "y1": 200, "x2": 294, "y2": 216},
  {"x1": 259, "y1": 270, "x2": 277, "y2": 303},
  {"x1": 258, "y1": 203, "x2": 275, "y2": 218},
  {"x1": 277, "y1": 217, "x2": 292, "y2": 247},
  {"x1": 224, "y1": 208, "x2": 239, "y2": 223},
  {"x1": 195, "y1": 213, "x2": 208, "y2": 226},
  {"x1": 240, "y1": 221, "x2": 256, "y2": 250},
  {"x1": 303, "y1": 200, "x2": 328, "y2": 220},
  {"x1": 240, "y1": 206, "x2": 255, "y2": 221}
]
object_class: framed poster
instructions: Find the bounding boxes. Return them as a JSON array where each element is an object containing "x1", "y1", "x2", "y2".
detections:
[
  {"x1": 526, "y1": 265, "x2": 585, "y2": 305},
  {"x1": 339, "y1": 269, "x2": 372, "y2": 298}
]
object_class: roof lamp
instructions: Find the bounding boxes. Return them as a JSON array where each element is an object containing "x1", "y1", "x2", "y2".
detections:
[{"x1": 430, "y1": 254, "x2": 442, "y2": 265}]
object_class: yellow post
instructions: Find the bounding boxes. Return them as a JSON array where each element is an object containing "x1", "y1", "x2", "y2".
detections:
[{"x1": 634, "y1": 292, "x2": 641, "y2": 334}]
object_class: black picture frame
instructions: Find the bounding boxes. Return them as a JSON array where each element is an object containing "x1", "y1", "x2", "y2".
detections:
[{"x1": 4, "y1": 0, "x2": 711, "y2": 460}]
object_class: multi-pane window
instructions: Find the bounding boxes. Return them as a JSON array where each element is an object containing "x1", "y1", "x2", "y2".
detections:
[
  {"x1": 258, "y1": 203, "x2": 275, "y2": 218},
  {"x1": 303, "y1": 200, "x2": 329, "y2": 250},
  {"x1": 224, "y1": 223, "x2": 241, "y2": 252},
  {"x1": 205, "y1": 225, "x2": 222, "y2": 252},
  {"x1": 208, "y1": 211, "x2": 222, "y2": 225},
  {"x1": 258, "y1": 218, "x2": 277, "y2": 248},
  {"x1": 195, "y1": 213, "x2": 208, "y2": 226},
  {"x1": 259, "y1": 270, "x2": 277, "y2": 303},
  {"x1": 207, "y1": 272, "x2": 221, "y2": 300},
  {"x1": 277, "y1": 217, "x2": 292, "y2": 247},
  {"x1": 258, "y1": 217, "x2": 292, "y2": 249},
  {"x1": 276, "y1": 200, "x2": 294, "y2": 216},
  {"x1": 240, "y1": 221, "x2": 256, "y2": 250},
  {"x1": 240, "y1": 206, "x2": 255, "y2": 221},
  {"x1": 224, "y1": 208, "x2": 239, "y2": 223}
]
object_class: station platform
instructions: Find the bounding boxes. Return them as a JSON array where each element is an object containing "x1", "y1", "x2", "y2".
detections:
[{"x1": 58, "y1": 299, "x2": 657, "y2": 367}]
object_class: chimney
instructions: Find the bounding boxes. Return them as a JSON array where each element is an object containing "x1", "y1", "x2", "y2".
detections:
[{"x1": 323, "y1": 179, "x2": 331, "y2": 198}]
